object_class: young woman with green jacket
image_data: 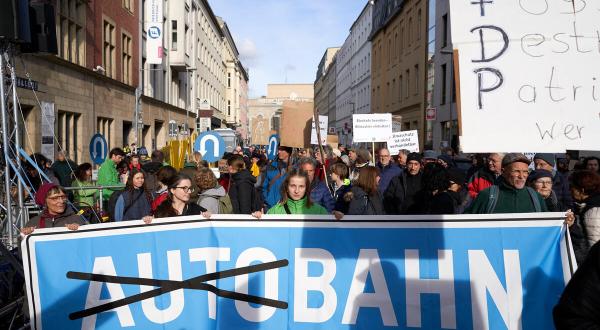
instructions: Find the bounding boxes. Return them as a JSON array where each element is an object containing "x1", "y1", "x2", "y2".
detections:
[{"x1": 267, "y1": 169, "x2": 328, "y2": 215}]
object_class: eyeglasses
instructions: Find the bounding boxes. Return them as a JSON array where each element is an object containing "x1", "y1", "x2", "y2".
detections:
[
  {"x1": 535, "y1": 180, "x2": 553, "y2": 186},
  {"x1": 175, "y1": 186, "x2": 194, "y2": 193},
  {"x1": 47, "y1": 195, "x2": 68, "y2": 201}
]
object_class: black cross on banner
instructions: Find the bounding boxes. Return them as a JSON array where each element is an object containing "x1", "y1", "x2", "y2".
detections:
[{"x1": 66, "y1": 259, "x2": 289, "y2": 320}]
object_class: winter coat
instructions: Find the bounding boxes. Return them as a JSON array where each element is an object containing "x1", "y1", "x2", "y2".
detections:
[
  {"x1": 72, "y1": 179, "x2": 97, "y2": 208},
  {"x1": 578, "y1": 194, "x2": 600, "y2": 248},
  {"x1": 230, "y1": 170, "x2": 259, "y2": 214},
  {"x1": 142, "y1": 161, "x2": 163, "y2": 192},
  {"x1": 51, "y1": 160, "x2": 77, "y2": 187},
  {"x1": 267, "y1": 197, "x2": 328, "y2": 215},
  {"x1": 310, "y1": 179, "x2": 335, "y2": 213},
  {"x1": 553, "y1": 172, "x2": 573, "y2": 210},
  {"x1": 262, "y1": 161, "x2": 289, "y2": 210},
  {"x1": 383, "y1": 172, "x2": 422, "y2": 214},
  {"x1": 426, "y1": 190, "x2": 464, "y2": 215},
  {"x1": 197, "y1": 185, "x2": 227, "y2": 214},
  {"x1": 26, "y1": 207, "x2": 87, "y2": 228},
  {"x1": 349, "y1": 162, "x2": 369, "y2": 183},
  {"x1": 465, "y1": 179, "x2": 548, "y2": 214},
  {"x1": 154, "y1": 202, "x2": 206, "y2": 218},
  {"x1": 114, "y1": 189, "x2": 152, "y2": 221},
  {"x1": 97, "y1": 159, "x2": 125, "y2": 199},
  {"x1": 467, "y1": 167, "x2": 500, "y2": 200},
  {"x1": 553, "y1": 240, "x2": 600, "y2": 329},
  {"x1": 377, "y1": 162, "x2": 402, "y2": 194},
  {"x1": 544, "y1": 190, "x2": 565, "y2": 212},
  {"x1": 347, "y1": 186, "x2": 385, "y2": 215},
  {"x1": 332, "y1": 181, "x2": 352, "y2": 214}
]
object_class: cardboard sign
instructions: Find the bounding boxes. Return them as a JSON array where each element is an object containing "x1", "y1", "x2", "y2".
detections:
[
  {"x1": 449, "y1": 2, "x2": 600, "y2": 152},
  {"x1": 279, "y1": 101, "x2": 314, "y2": 148},
  {"x1": 310, "y1": 115, "x2": 328, "y2": 145},
  {"x1": 327, "y1": 134, "x2": 339, "y2": 150},
  {"x1": 387, "y1": 130, "x2": 420, "y2": 154},
  {"x1": 352, "y1": 114, "x2": 393, "y2": 143},
  {"x1": 251, "y1": 116, "x2": 270, "y2": 146},
  {"x1": 23, "y1": 214, "x2": 571, "y2": 330}
]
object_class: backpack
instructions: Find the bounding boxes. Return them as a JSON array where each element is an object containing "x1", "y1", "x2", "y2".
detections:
[
  {"x1": 485, "y1": 185, "x2": 542, "y2": 213},
  {"x1": 198, "y1": 194, "x2": 233, "y2": 214}
]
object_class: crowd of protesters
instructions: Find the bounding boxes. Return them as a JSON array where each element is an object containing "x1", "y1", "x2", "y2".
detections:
[{"x1": 14, "y1": 141, "x2": 600, "y2": 325}]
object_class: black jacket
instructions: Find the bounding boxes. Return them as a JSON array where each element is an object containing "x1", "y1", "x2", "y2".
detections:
[
  {"x1": 383, "y1": 172, "x2": 422, "y2": 214},
  {"x1": 229, "y1": 170, "x2": 259, "y2": 214},
  {"x1": 426, "y1": 190, "x2": 463, "y2": 215},
  {"x1": 554, "y1": 240, "x2": 600, "y2": 329},
  {"x1": 333, "y1": 183, "x2": 352, "y2": 214},
  {"x1": 347, "y1": 186, "x2": 385, "y2": 215}
]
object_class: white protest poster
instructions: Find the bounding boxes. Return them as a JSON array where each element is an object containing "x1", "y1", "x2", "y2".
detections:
[
  {"x1": 40, "y1": 102, "x2": 55, "y2": 161},
  {"x1": 449, "y1": 2, "x2": 600, "y2": 152},
  {"x1": 388, "y1": 130, "x2": 420, "y2": 155},
  {"x1": 145, "y1": 0, "x2": 164, "y2": 64},
  {"x1": 310, "y1": 115, "x2": 328, "y2": 145},
  {"x1": 352, "y1": 113, "x2": 393, "y2": 143}
]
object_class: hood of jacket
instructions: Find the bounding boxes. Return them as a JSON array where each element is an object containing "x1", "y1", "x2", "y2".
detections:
[
  {"x1": 142, "y1": 161, "x2": 162, "y2": 174},
  {"x1": 232, "y1": 169, "x2": 257, "y2": 185},
  {"x1": 200, "y1": 185, "x2": 226, "y2": 198}
]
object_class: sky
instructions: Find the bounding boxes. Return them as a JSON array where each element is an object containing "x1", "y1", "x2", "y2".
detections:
[{"x1": 209, "y1": 0, "x2": 368, "y2": 98}]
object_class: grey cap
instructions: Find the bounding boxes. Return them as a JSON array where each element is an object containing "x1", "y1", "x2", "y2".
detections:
[
  {"x1": 502, "y1": 153, "x2": 531, "y2": 167},
  {"x1": 423, "y1": 150, "x2": 438, "y2": 160}
]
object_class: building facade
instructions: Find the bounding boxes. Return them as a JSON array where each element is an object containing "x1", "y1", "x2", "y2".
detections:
[
  {"x1": 248, "y1": 84, "x2": 314, "y2": 145},
  {"x1": 431, "y1": 0, "x2": 458, "y2": 152},
  {"x1": 314, "y1": 47, "x2": 340, "y2": 128},
  {"x1": 370, "y1": 0, "x2": 429, "y2": 149},
  {"x1": 335, "y1": 2, "x2": 373, "y2": 146},
  {"x1": 14, "y1": 0, "x2": 247, "y2": 164}
]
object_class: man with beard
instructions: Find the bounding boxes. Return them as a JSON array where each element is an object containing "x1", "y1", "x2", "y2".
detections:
[
  {"x1": 465, "y1": 153, "x2": 547, "y2": 214},
  {"x1": 383, "y1": 152, "x2": 423, "y2": 214}
]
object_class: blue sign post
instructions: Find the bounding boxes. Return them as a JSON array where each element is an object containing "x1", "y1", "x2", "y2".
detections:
[
  {"x1": 267, "y1": 134, "x2": 279, "y2": 160},
  {"x1": 194, "y1": 131, "x2": 226, "y2": 162},
  {"x1": 89, "y1": 134, "x2": 108, "y2": 165}
]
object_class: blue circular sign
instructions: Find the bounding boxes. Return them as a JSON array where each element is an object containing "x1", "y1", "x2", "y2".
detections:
[
  {"x1": 267, "y1": 134, "x2": 279, "y2": 161},
  {"x1": 194, "y1": 131, "x2": 226, "y2": 163},
  {"x1": 148, "y1": 26, "x2": 161, "y2": 39},
  {"x1": 89, "y1": 133, "x2": 108, "y2": 165}
]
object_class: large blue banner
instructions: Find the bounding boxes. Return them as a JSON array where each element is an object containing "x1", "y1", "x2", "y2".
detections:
[{"x1": 23, "y1": 214, "x2": 572, "y2": 330}]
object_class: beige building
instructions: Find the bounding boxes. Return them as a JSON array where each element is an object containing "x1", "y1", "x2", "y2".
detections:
[
  {"x1": 371, "y1": 0, "x2": 428, "y2": 148},
  {"x1": 247, "y1": 84, "x2": 314, "y2": 145}
]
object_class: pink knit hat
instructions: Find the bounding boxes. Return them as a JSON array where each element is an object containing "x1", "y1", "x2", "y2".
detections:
[{"x1": 35, "y1": 183, "x2": 58, "y2": 207}]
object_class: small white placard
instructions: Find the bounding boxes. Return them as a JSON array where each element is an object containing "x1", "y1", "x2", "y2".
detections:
[
  {"x1": 352, "y1": 113, "x2": 393, "y2": 143},
  {"x1": 311, "y1": 115, "x2": 328, "y2": 145},
  {"x1": 387, "y1": 130, "x2": 420, "y2": 155}
]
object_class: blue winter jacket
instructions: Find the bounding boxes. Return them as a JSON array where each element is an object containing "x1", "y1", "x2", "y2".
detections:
[
  {"x1": 114, "y1": 189, "x2": 152, "y2": 221},
  {"x1": 262, "y1": 161, "x2": 289, "y2": 210},
  {"x1": 310, "y1": 179, "x2": 335, "y2": 213},
  {"x1": 377, "y1": 162, "x2": 402, "y2": 194}
]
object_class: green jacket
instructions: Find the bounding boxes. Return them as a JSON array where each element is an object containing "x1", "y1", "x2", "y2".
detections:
[
  {"x1": 465, "y1": 179, "x2": 548, "y2": 214},
  {"x1": 72, "y1": 179, "x2": 97, "y2": 207},
  {"x1": 97, "y1": 159, "x2": 124, "y2": 199},
  {"x1": 267, "y1": 197, "x2": 329, "y2": 215}
]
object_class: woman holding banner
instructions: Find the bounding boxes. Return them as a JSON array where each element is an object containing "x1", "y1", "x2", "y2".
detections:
[
  {"x1": 267, "y1": 169, "x2": 328, "y2": 215},
  {"x1": 152, "y1": 174, "x2": 211, "y2": 220}
]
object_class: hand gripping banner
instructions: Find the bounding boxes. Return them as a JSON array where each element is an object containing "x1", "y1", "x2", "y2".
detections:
[{"x1": 22, "y1": 213, "x2": 573, "y2": 329}]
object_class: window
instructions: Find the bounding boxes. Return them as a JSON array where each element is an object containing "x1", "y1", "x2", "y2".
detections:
[
  {"x1": 414, "y1": 64, "x2": 419, "y2": 95},
  {"x1": 103, "y1": 19, "x2": 116, "y2": 78},
  {"x1": 405, "y1": 69, "x2": 410, "y2": 98},
  {"x1": 171, "y1": 20, "x2": 178, "y2": 50},
  {"x1": 96, "y1": 117, "x2": 113, "y2": 149},
  {"x1": 441, "y1": 64, "x2": 447, "y2": 105},
  {"x1": 227, "y1": 72, "x2": 231, "y2": 88},
  {"x1": 123, "y1": 0, "x2": 133, "y2": 13},
  {"x1": 57, "y1": 0, "x2": 85, "y2": 65},
  {"x1": 122, "y1": 33, "x2": 132, "y2": 84},
  {"x1": 57, "y1": 111, "x2": 80, "y2": 163},
  {"x1": 442, "y1": 14, "x2": 448, "y2": 48},
  {"x1": 399, "y1": 74, "x2": 403, "y2": 101},
  {"x1": 417, "y1": 9, "x2": 422, "y2": 40},
  {"x1": 227, "y1": 100, "x2": 231, "y2": 116}
]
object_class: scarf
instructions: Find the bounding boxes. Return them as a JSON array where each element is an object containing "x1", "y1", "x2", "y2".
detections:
[{"x1": 38, "y1": 209, "x2": 55, "y2": 229}]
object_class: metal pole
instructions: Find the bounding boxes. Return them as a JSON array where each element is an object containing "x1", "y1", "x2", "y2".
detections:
[
  {"x1": 9, "y1": 55, "x2": 24, "y2": 229},
  {"x1": 0, "y1": 52, "x2": 14, "y2": 246}
]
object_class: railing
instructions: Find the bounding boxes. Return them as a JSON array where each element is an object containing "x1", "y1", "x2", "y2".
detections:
[{"x1": 63, "y1": 185, "x2": 124, "y2": 212}]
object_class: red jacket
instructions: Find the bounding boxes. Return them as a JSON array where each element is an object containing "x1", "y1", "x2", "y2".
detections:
[{"x1": 467, "y1": 168, "x2": 499, "y2": 200}]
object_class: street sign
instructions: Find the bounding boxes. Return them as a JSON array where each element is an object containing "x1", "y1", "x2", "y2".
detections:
[
  {"x1": 89, "y1": 134, "x2": 108, "y2": 165},
  {"x1": 194, "y1": 131, "x2": 225, "y2": 162},
  {"x1": 267, "y1": 134, "x2": 279, "y2": 160}
]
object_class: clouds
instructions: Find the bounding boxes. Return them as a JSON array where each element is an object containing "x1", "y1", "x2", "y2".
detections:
[{"x1": 209, "y1": 0, "x2": 367, "y2": 97}]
